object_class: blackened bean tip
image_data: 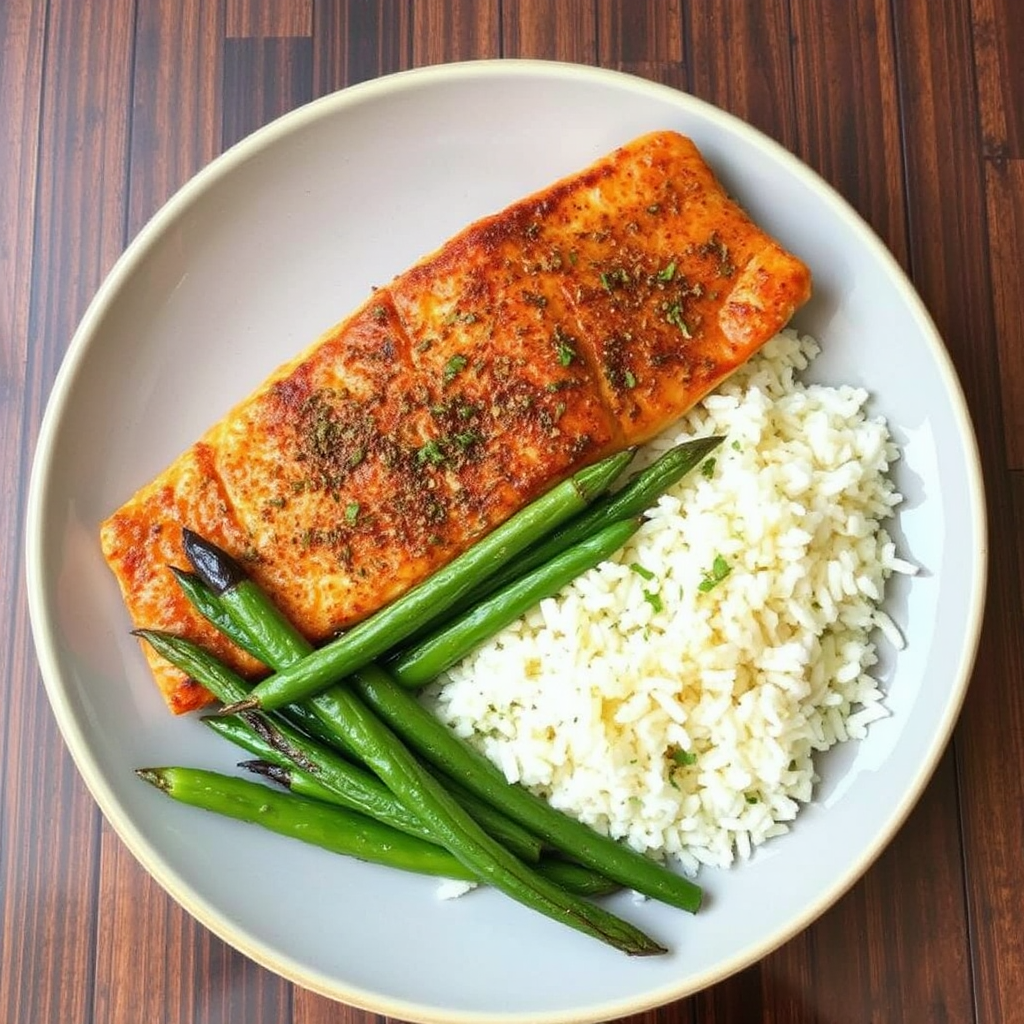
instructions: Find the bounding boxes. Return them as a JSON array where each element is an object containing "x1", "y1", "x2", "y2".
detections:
[{"x1": 181, "y1": 527, "x2": 246, "y2": 595}]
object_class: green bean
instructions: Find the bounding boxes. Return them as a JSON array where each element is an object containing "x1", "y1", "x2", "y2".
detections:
[
  {"x1": 389, "y1": 517, "x2": 640, "y2": 689},
  {"x1": 161, "y1": 536, "x2": 662, "y2": 907},
  {"x1": 172, "y1": 555, "x2": 553, "y2": 865},
  {"x1": 420, "y1": 768, "x2": 544, "y2": 864},
  {"x1": 183, "y1": 529, "x2": 312, "y2": 669},
  {"x1": 169, "y1": 567, "x2": 270, "y2": 664},
  {"x1": 144, "y1": 631, "x2": 545, "y2": 863},
  {"x1": 232, "y1": 761, "x2": 612, "y2": 897},
  {"x1": 199, "y1": 711, "x2": 437, "y2": 842},
  {"x1": 239, "y1": 756, "x2": 347, "y2": 802},
  {"x1": 452, "y1": 436, "x2": 724, "y2": 612},
  {"x1": 135, "y1": 766, "x2": 478, "y2": 881},
  {"x1": 153, "y1": 530, "x2": 673, "y2": 949},
  {"x1": 301, "y1": 683, "x2": 666, "y2": 954},
  {"x1": 142, "y1": 634, "x2": 663, "y2": 948},
  {"x1": 534, "y1": 859, "x2": 622, "y2": 897},
  {"x1": 219, "y1": 449, "x2": 635, "y2": 713},
  {"x1": 139, "y1": 629, "x2": 435, "y2": 839},
  {"x1": 352, "y1": 665, "x2": 703, "y2": 913},
  {"x1": 210, "y1": 722, "x2": 544, "y2": 864}
]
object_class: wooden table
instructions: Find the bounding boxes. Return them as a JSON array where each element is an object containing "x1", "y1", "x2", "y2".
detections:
[{"x1": 3, "y1": 2, "x2": 1021, "y2": 1022}]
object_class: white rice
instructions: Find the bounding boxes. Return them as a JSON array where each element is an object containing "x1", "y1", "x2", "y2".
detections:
[{"x1": 425, "y1": 330, "x2": 916, "y2": 874}]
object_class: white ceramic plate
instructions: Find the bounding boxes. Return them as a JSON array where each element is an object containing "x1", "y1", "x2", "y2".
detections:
[{"x1": 27, "y1": 61, "x2": 986, "y2": 1022}]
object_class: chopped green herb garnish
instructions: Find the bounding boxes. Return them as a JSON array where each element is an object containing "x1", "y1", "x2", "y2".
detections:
[
  {"x1": 700, "y1": 457, "x2": 716, "y2": 479},
  {"x1": 453, "y1": 429, "x2": 482, "y2": 450},
  {"x1": 599, "y1": 267, "x2": 631, "y2": 292},
  {"x1": 643, "y1": 590, "x2": 664, "y2": 613},
  {"x1": 664, "y1": 302, "x2": 692, "y2": 338},
  {"x1": 731, "y1": 439, "x2": 742, "y2": 450},
  {"x1": 265, "y1": 496, "x2": 287, "y2": 509},
  {"x1": 657, "y1": 261, "x2": 676, "y2": 282},
  {"x1": 698, "y1": 554, "x2": 733, "y2": 593},
  {"x1": 670, "y1": 747, "x2": 698, "y2": 767},
  {"x1": 745, "y1": 794, "x2": 759, "y2": 805},
  {"x1": 442, "y1": 353, "x2": 468, "y2": 383},
  {"x1": 553, "y1": 327, "x2": 577, "y2": 367},
  {"x1": 623, "y1": 369, "x2": 637, "y2": 389},
  {"x1": 416, "y1": 440, "x2": 447, "y2": 466},
  {"x1": 630, "y1": 562, "x2": 656, "y2": 581},
  {"x1": 370, "y1": 304, "x2": 388, "y2": 323},
  {"x1": 344, "y1": 501, "x2": 360, "y2": 525},
  {"x1": 443, "y1": 310, "x2": 478, "y2": 327}
]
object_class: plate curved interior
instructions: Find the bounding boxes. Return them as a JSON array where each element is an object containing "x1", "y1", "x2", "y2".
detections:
[{"x1": 26, "y1": 60, "x2": 986, "y2": 1023}]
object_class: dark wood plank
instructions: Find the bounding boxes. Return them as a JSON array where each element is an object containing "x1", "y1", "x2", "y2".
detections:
[
  {"x1": 226, "y1": 0, "x2": 313, "y2": 39},
  {"x1": 983, "y1": 158, "x2": 1024, "y2": 470},
  {"x1": 972, "y1": 0, "x2": 1023, "y2": 159},
  {"x1": 0, "y1": 0, "x2": 46, "y2": 646},
  {"x1": 222, "y1": 36, "x2": 315, "y2": 151},
  {"x1": 410, "y1": 0, "x2": 500, "y2": 65},
  {"x1": 789, "y1": 0, "x2": 908, "y2": 268},
  {"x1": 684, "y1": 0, "x2": 798, "y2": 151},
  {"x1": 973, "y1": 0, "x2": 1024, "y2": 469},
  {"x1": 596, "y1": 0, "x2": 686, "y2": 89},
  {"x1": 891, "y1": 2, "x2": 1024, "y2": 1022},
  {"x1": 0, "y1": 2, "x2": 136, "y2": 1024},
  {"x1": 501, "y1": 0, "x2": 598, "y2": 62},
  {"x1": 128, "y1": 0, "x2": 223, "y2": 238},
  {"x1": 312, "y1": 0, "x2": 413, "y2": 96}
]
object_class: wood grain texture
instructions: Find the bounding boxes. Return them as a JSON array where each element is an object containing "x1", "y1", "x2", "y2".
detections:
[
  {"x1": 685, "y1": 0, "x2": 798, "y2": 151},
  {"x1": 5, "y1": 2, "x2": 1024, "y2": 1022},
  {"x1": 984, "y1": 159, "x2": 1024, "y2": 469},
  {"x1": 789, "y1": 0, "x2": 908, "y2": 268},
  {"x1": 597, "y1": 0, "x2": 686, "y2": 88},
  {"x1": 226, "y1": 0, "x2": 313, "y2": 39},
  {"x1": 411, "y1": 0, "x2": 500, "y2": 64},
  {"x1": 128, "y1": 0, "x2": 224, "y2": 238},
  {"x1": 312, "y1": 0, "x2": 413, "y2": 95},
  {"x1": 974, "y1": 0, "x2": 1024, "y2": 467},
  {"x1": 502, "y1": 0, "x2": 598, "y2": 62},
  {"x1": 972, "y1": 0, "x2": 1023, "y2": 159},
  {"x1": 222, "y1": 36, "x2": 314, "y2": 150}
]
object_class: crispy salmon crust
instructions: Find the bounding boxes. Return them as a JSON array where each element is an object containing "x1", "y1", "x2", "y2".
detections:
[{"x1": 101, "y1": 131, "x2": 811, "y2": 712}]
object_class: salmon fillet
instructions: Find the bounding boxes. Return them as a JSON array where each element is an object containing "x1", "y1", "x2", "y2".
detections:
[{"x1": 101, "y1": 130, "x2": 811, "y2": 712}]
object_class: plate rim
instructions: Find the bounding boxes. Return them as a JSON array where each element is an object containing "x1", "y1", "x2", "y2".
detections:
[{"x1": 24, "y1": 57, "x2": 989, "y2": 1023}]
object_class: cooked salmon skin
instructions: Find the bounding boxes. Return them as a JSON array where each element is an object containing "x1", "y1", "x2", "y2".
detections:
[{"x1": 101, "y1": 131, "x2": 811, "y2": 711}]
